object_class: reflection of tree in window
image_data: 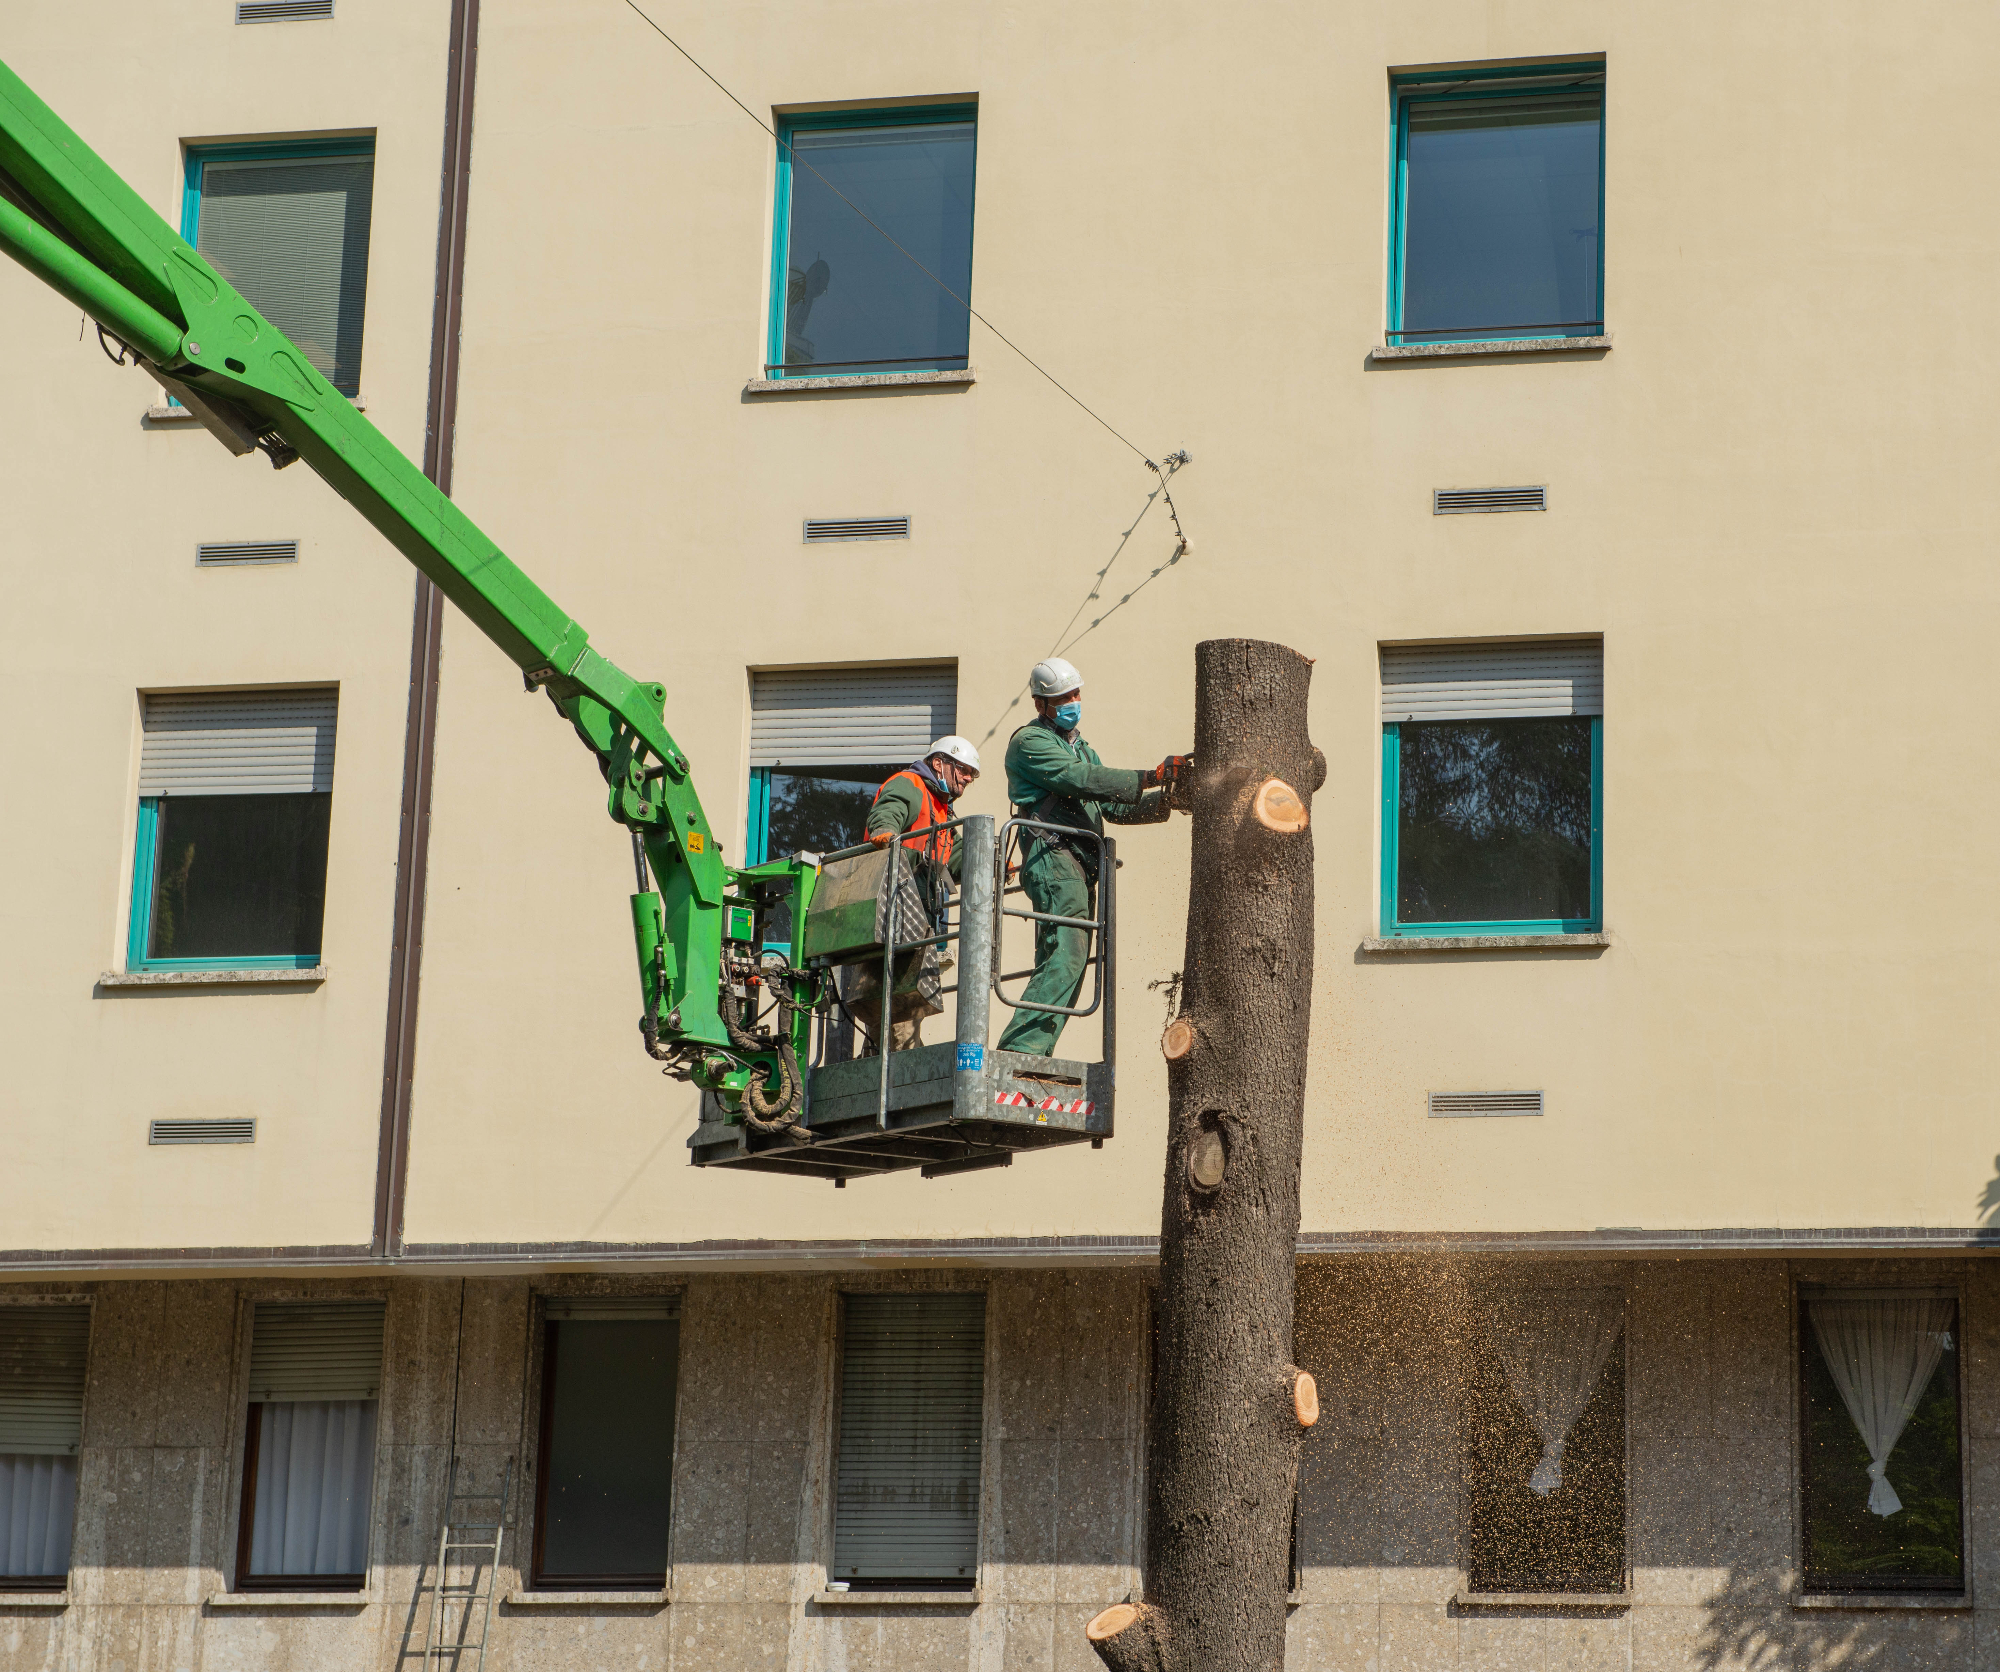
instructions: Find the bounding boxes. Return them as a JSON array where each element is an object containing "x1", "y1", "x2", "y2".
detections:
[
  {"x1": 768, "y1": 767, "x2": 898, "y2": 859},
  {"x1": 786, "y1": 254, "x2": 831, "y2": 365},
  {"x1": 1398, "y1": 717, "x2": 1591, "y2": 922},
  {"x1": 1801, "y1": 1297, "x2": 1963, "y2": 1593},
  {"x1": 151, "y1": 793, "x2": 331, "y2": 959}
]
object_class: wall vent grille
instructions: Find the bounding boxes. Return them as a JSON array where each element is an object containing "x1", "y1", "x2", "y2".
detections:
[
  {"x1": 236, "y1": 0, "x2": 334, "y2": 20},
  {"x1": 804, "y1": 516, "x2": 911, "y2": 543},
  {"x1": 1428, "y1": 1091, "x2": 1542, "y2": 1118},
  {"x1": 1434, "y1": 485, "x2": 1546, "y2": 515},
  {"x1": 198, "y1": 540, "x2": 298, "y2": 567},
  {"x1": 150, "y1": 1118, "x2": 256, "y2": 1145}
]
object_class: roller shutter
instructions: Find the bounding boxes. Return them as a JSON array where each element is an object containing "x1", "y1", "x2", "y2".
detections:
[
  {"x1": 247, "y1": 1301, "x2": 384, "y2": 1403},
  {"x1": 750, "y1": 666, "x2": 956, "y2": 768},
  {"x1": 833, "y1": 1292, "x2": 985, "y2": 1582},
  {"x1": 139, "y1": 688, "x2": 337, "y2": 796},
  {"x1": 0, "y1": 1307, "x2": 90, "y2": 1456},
  {"x1": 1381, "y1": 638, "x2": 1602, "y2": 722}
]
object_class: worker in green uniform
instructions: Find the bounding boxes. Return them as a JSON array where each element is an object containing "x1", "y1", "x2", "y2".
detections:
[{"x1": 997, "y1": 658, "x2": 1187, "y2": 1057}]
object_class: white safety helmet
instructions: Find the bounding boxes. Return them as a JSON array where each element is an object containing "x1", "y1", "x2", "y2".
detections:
[
  {"x1": 1030, "y1": 657, "x2": 1083, "y2": 698},
  {"x1": 929, "y1": 735, "x2": 981, "y2": 774}
]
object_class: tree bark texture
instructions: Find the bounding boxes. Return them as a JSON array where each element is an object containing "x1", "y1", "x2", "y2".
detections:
[{"x1": 1088, "y1": 639, "x2": 1322, "y2": 1672}]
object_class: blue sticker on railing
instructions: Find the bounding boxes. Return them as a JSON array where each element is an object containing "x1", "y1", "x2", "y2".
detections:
[{"x1": 956, "y1": 1043, "x2": 984, "y2": 1072}]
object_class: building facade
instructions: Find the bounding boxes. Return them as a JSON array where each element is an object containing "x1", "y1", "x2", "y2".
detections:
[{"x1": 4, "y1": 0, "x2": 1998, "y2": 1666}]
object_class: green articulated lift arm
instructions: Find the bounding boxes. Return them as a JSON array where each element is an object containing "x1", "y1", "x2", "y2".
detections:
[{"x1": 0, "y1": 56, "x2": 818, "y2": 1128}]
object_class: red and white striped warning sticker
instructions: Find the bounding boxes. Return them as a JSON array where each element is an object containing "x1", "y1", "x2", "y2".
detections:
[{"x1": 994, "y1": 1091, "x2": 1095, "y2": 1117}]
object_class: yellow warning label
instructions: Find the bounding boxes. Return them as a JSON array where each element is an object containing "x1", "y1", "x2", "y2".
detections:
[{"x1": 686, "y1": 832, "x2": 705, "y2": 853}]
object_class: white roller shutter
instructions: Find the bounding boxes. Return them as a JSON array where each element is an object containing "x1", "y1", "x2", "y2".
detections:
[
  {"x1": 139, "y1": 688, "x2": 337, "y2": 796},
  {"x1": 833, "y1": 1292, "x2": 985, "y2": 1582},
  {"x1": 750, "y1": 666, "x2": 956, "y2": 768},
  {"x1": 1381, "y1": 639, "x2": 1602, "y2": 722},
  {"x1": 0, "y1": 1307, "x2": 90, "y2": 1456},
  {"x1": 247, "y1": 1301, "x2": 384, "y2": 1403}
]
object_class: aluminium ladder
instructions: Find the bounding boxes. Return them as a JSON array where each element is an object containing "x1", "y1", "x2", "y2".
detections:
[{"x1": 423, "y1": 1455, "x2": 512, "y2": 1671}]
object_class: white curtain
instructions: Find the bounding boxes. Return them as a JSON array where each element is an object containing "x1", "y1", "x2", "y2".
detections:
[
  {"x1": 0, "y1": 1453, "x2": 76, "y2": 1578},
  {"x1": 1484, "y1": 1291, "x2": 1624, "y2": 1496},
  {"x1": 249, "y1": 1400, "x2": 377, "y2": 1575},
  {"x1": 1806, "y1": 1297, "x2": 1952, "y2": 1517}
]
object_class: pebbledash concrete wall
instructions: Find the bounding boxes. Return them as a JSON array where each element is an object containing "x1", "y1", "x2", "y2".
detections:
[{"x1": 2, "y1": 1256, "x2": 1991, "y2": 1671}]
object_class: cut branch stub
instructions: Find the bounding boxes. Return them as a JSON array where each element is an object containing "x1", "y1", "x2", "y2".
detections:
[
  {"x1": 1251, "y1": 777, "x2": 1308, "y2": 833},
  {"x1": 1293, "y1": 1369, "x2": 1320, "y2": 1428},
  {"x1": 1087, "y1": 1602, "x2": 1169, "y2": 1672},
  {"x1": 1187, "y1": 1129, "x2": 1226, "y2": 1190},
  {"x1": 1162, "y1": 1016, "x2": 1196, "y2": 1060}
]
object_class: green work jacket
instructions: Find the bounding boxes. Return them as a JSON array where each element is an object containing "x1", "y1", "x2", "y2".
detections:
[{"x1": 1004, "y1": 718, "x2": 1168, "y2": 852}]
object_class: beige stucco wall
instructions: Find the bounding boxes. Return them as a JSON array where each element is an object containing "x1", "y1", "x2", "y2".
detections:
[{"x1": 4, "y1": 0, "x2": 1999, "y2": 1254}]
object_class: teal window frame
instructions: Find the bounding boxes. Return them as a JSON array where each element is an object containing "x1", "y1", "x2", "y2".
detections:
[
  {"x1": 1387, "y1": 62, "x2": 1606, "y2": 348},
  {"x1": 765, "y1": 104, "x2": 978, "y2": 381},
  {"x1": 1378, "y1": 718, "x2": 1603, "y2": 937},
  {"x1": 746, "y1": 767, "x2": 774, "y2": 866},
  {"x1": 179, "y1": 136, "x2": 377, "y2": 402},
  {"x1": 126, "y1": 798, "x2": 322, "y2": 972}
]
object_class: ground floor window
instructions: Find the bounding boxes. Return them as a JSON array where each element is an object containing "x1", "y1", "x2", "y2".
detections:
[
  {"x1": 531, "y1": 1297, "x2": 679, "y2": 1589},
  {"x1": 237, "y1": 1300, "x2": 383, "y2": 1590},
  {"x1": 1465, "y1": 1289, "x2": 1626, "y2": 1594},
  {"x1": 1800, "y1": 1290, "x2": 1963, "y2": 1593},
  {"x1": 833, "y1": 1292, "x2": 985, "y2": 1588},
  {"x1": 0, "y1": 1306, "x2": 90, "y2": 1590}
]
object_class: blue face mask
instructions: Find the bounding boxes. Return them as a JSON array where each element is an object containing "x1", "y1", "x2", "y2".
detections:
[{"x1": 1053, "y1": 700, "x2": 1082, "y2": 731}]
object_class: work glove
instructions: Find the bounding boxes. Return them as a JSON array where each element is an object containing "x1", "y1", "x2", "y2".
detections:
[
  {"x1": 1146, "y1": 753, "x2": 1193, "y2": 789},
  {"x1": 866, "y1": 830, "x2": 894, "y2": 848}
]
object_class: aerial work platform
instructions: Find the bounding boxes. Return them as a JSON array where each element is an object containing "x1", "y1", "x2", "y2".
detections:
[{"x1": 689, "y1": 814, "x2": 1118, "y2": 1182}]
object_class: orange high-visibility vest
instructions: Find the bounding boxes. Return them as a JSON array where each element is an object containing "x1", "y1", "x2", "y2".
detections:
[{"x1": 872, "y1": 769, "x2": 954, "y2": 869}]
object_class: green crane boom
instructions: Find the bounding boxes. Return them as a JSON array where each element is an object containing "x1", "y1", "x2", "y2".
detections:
[{"x1": 0, "y1": 55, "x2": 815, "y2": 1123}]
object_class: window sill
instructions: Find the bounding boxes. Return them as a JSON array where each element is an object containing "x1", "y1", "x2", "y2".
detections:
[
  {"x1": 99, "y1": 966, "x2": 328, "y2": 987},
  {"x1": 149, "y1": 396, "x2": 364, "y2": 420},
  {"x1": 1361, "y1": 934, "x2": 1608, "y2": 953},
  {"x1": 504, "y1": 1589, "x2": 670, "y2": 1607},
  {"x1": 1793, "y1": 1593, "x2": 1970, "y2": 1611},
  {"x1": 815, "y1": 1588, "x2": 980, "y2": 1607},
  {"x1": 0, "y1": 1592, "x2": 68, "y2": 1608},
  {"x1": 205, "y1": 1590, "x2": 374, "y2": 1609},
  {"x1": 1371, "y1": 336, "x2": 1610, "y2": 361},
  {"x1": 1453, "y1": 1590, "x2": 1630, "y2": 1612},
  {"x1": 744, "y1": 369, "x2": 975, "y2": 394}
]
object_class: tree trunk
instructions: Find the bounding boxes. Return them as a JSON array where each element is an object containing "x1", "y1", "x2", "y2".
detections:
[{"x1": 1089, "y1": 638, "x2": 1323, "y2": 1672}]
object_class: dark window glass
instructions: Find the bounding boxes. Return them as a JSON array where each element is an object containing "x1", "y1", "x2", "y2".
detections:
[
  {"x1": 533, "y1": 1319, "x2": 678, "y2": 1587},
  {"x1": 1396, "y1": 718, "x2": 1592, "y2": 924},
  {"x1": 1801, "y1": 1298, "x2": 1963, "y2": 1593},
  {"x1": 1466, "y1": 1333, "x2": 1625, "y2": 1594},
  {"x1": 768, "y1": 766, "x2": 899, "y2": 859},
  {"x1": 1401, "y1": 91, "x2": 1601, "y2": 342},
  {"x1": 149, "y1": 792, "x2": 331, "y2": 960},
  {"x1": 197, "y1": 153, "x2": 375, "y2": 396},
  {"x1": 781, "y1": 121, "x2": 975, "y2": 374}
]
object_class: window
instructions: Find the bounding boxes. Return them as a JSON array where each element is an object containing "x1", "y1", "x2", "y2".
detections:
[
  {"x1": 531, "y1": 1297, "x2": 679, "y2": 1590},
  {"x1": 1465, "y1": 1289, "x2": 1625, "y2": 1595},
  {"x1": 832, "y1": 1292, "x2": 985, "y2": 1588},
  {"x1": 746, "y1": 665, "x2": 957, "y2": 865},
  {"x1": 1799, "y1": 1290, "x2": 1963, "y2": 1594},
  {"x1": 0, "y1": 1306, "x2": 90, "y2": 1591},
  {"x1": 1389, "y1": 64, "x2": 1603, "y2": 346},
  {"x1": 183, "y1": 140, "x2": 375, "y2": 396},
  {"x1": 129, "y1": 689, "x2": 336, "y2": 970},
  {"x1": 768, "y1": 107, "x2": 976, "y2": 378},
  {"x1": 236, "y1": 1300, "x2": 382, "y2": 1591},
  {"x1": 1380, "y1": 639, "x2": 1601, "y2": 936}
]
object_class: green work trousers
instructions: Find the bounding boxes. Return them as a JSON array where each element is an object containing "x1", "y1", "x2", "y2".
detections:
[{"x1": 996, "y1": 844, "x2": 1094, "y2": 1057}]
